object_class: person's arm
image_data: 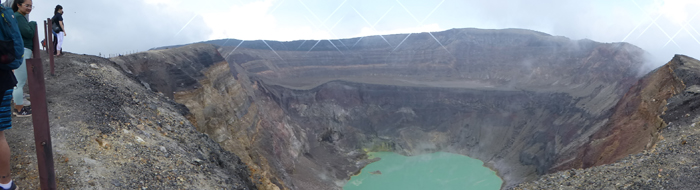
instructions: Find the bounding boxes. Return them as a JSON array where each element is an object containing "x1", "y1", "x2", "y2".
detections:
[
  {"x1": 15, "y1": 13, "x2": 32, "y2": 40},
  {"x1": 29, "y1": 21, "x2": 36, "y2": 32},
  {"x1": 59, "y1": 20, "x2": 65, "y2": 36}
]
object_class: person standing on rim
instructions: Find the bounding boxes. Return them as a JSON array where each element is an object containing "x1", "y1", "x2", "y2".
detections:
[
  {"x1": 12, "y1": 0, "x2": 34, "y2": 118},
  {"x1": 52, "y1": 5, "x2": 64, "y2": 56}
]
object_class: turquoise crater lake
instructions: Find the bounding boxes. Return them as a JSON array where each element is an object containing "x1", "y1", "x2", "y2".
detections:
[{"x1": 344, "y1": 152, "x2": 502, "y2": 190}]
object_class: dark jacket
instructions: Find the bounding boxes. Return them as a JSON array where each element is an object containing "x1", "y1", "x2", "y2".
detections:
[
  {"x1": 0, "y1": 5, "x2": 19, "y2": 92},
  {"x1": 0, "y1": 70, "x2": 16, "y2": 93},
  {"x1": 14, "y1": 12, "x2": 34, "y2": 50}
]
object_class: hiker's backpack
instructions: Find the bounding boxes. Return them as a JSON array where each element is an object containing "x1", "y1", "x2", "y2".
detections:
[{"x1": 0, "y1": 3, "x2": 23, "y2": 70}]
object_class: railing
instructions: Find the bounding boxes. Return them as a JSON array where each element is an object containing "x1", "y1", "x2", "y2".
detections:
[
  {"x1": 43, "y1": 19, "x2": 54, "y2": 75},
  {"x1": 22, "y1": 18, "x2": 58, "y2": 190},
  {"x1": 105, "y1": 50, "x2": 142, "y2": 58}
]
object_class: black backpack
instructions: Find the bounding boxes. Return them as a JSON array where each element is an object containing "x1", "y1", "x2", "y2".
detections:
[{"x1": 52, "y1": 14, "x2": 61, "y2": 32}]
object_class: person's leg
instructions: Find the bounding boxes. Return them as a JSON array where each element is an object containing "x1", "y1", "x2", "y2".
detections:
[
  {"x1": 0, "y1": 131, "x2": 9, "y2": 184},
  {"x1": 12, "y1": 48, "x2": 30, "y2": 112},
  {"x1": 0, "y1": 89, "x2": 13, "y2": 184},
  {"x1": 56, "y1": 32, "x2": 64, "y2": 56},
  {"x1": 52, "y1": 32, "x2": 58, "y2": 55}
]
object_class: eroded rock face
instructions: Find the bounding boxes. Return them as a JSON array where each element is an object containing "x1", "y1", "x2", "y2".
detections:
[
  {"x1": 218, "y1": 28, "x2": 648, "y2": 187},
  {"x1": 571, "y1": 55, "x2": 685, "y2": 169},
  {"x1": 514, "y1": 55, "x2": 700, "y2": 190},
  {"x1": 10, "y1": 51, "x2": 257, "y2": 189},
  {"x1": 113, "y1": 44, "x2": 292, "y2": 190},
  {"x1": 118, "y1": 28, "x2": 661, "y2": 189},
  {"x1": 111, "y1": 45, "x2": 223, "y2": 99},
  {"x1": 571, "y1": 55, "x2": 699, "y2": 169}
]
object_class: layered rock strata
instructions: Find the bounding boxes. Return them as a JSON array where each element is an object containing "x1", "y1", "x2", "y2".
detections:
[
  {"x1": 514, "y1": 55, "x2": 700, "y2": 189},
  {"x1": 115, "y1": 28, "x2": 661, "y2": 189},
  {"x1": 7, "y1": 51, "x2": 256, "y2": 189}
]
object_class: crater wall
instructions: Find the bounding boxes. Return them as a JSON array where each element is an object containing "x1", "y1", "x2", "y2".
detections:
[
  {"x1": 114, "y1": 28, "x2": 668, "y2": 189},
  {"x1": 220, "y1": 28, "x2": 649, "y2": 187}
]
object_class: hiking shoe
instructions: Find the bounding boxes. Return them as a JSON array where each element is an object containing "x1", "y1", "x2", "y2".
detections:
[
  {"x1": 1, "y1": 181, "x2": 16, "y2": 190},
  {"x1": 13, "y1": 106, "x2": 31, "y2": 117}
]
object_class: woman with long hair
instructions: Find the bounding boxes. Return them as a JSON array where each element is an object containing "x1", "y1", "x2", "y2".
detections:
[
  {"x1": 52, "y1": 5, "x2": 64, "y2": 56},
  {"x1": 11, "y1": 0, "x2": 34, "y2": 118}
]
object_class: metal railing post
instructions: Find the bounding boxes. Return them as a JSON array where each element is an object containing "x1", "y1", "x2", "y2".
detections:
[
  {"x1": 43, "y1": 20, "x2": 47, "y2": 53},
  {"x1": 28, "y1": 21, "x2": 57, "y2": 190},
  {"x1": 45, "y1": 18, "x2": 54, "y2": 75}
]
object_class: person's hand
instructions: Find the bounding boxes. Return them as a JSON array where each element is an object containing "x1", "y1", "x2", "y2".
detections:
[{"x1": 63, "y1": 32, "x2": 66, "y2": 36}]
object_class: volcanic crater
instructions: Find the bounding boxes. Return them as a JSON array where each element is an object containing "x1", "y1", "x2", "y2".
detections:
[{"x1": 114, "y1": 28, "x2": 692, "y2": 189}]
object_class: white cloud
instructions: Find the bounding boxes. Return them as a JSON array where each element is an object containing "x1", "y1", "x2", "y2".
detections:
[
  {"x1": 32, "y1": 0, "x2": 212, "y2": 56},
  {"x1": 201, "y1": 0, "x2": 333, "y2": 41},
  {"x1": 656, "y1": 0, "x2": 700, "y2": 25},
  {"x1": 143, "y1": 0, "x2": 177, "y2": 5},
  {"x1": 20, "y1": 0, "x2": 700, "y2": 62}
]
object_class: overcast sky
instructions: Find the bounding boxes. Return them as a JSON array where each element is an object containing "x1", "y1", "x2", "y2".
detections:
[{"x1": 15, "y1": 0, "x2": 700, "y2": 67}]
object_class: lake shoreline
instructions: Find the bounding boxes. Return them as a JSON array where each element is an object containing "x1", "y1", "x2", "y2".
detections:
[{"x1": 344, "y1": 151, "x2": 503, "y2": 190}]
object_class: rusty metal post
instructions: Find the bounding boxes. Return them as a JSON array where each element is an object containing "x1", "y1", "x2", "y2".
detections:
[
  {"x1": 28, "y1": 23, "x2": 57, "y2": 190},
  {"x1": 43, "y1": 20, "x2": 47, "y2": 53},
  {"x1": 46, "y1": 18, "x2": 54, "y2": 76}
]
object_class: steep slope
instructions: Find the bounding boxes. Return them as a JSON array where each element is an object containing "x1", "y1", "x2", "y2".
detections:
[
  {"x1": 7, "y1": 51, "x2": 255, "y2": 189},
  {"x1": 576, "y1": 55, "x2": 684, "y2": 168},
  {"x1": 10, "y1": 27, "x2": 688, "y2": 190},
  {"x1": 114, "y1": 44, "x2": 360, "y2": 190},
  {"x1": 118, "y1": 28, "x2": 659, "y2": 189},
  {"x1": 218, "y1": 28, "x2": 648, "y2": 188},
  {"x1": 112, "y1": 44, "x2": 296, "y2": 190},
  {"x1": 514, "y1": 55, "x2": 700, "y2": 189}
]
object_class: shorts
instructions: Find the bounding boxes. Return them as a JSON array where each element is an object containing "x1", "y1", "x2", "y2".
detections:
[{"x1": 0, "y1": 89, "x2": 12, "y2": 131}]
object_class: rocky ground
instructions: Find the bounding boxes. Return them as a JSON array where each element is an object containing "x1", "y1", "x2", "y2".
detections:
[
  {"x1": 513, "y1": 56, "x2": 700, "y2": 190},
  {"x1": 512, "y1": 120, "x2": 700, "y2": 190},
  {"x1": 6, "y1": 51, "x2": 255, "y2": 189}
]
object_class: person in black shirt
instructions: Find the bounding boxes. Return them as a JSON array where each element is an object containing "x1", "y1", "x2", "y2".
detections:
[{"x1": 52, "y1": 5, "x2": 64, "y2": 56}]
